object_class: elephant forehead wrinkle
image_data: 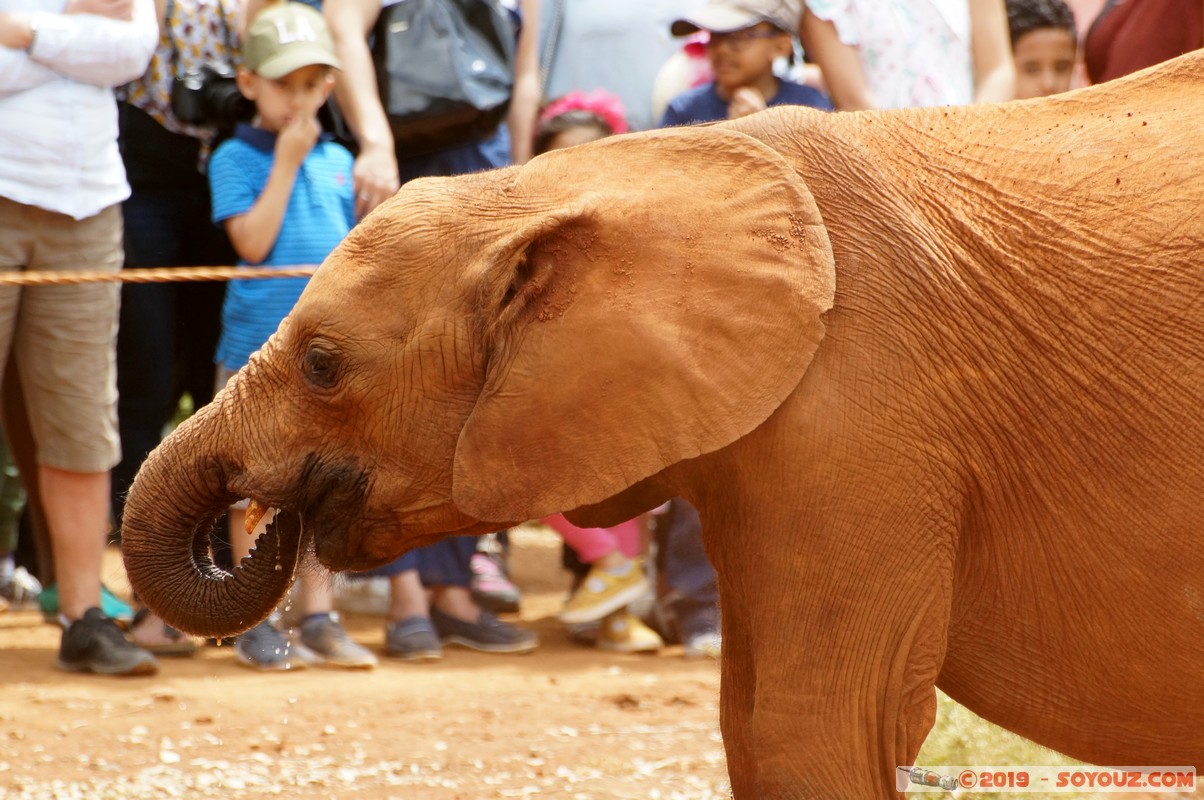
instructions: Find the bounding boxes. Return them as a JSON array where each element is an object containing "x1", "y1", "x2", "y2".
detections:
[
  {"x1": 407, "y1": 313, "x2": 472, "y2": 373},
  {"x1": 396, "y1": 168, "x2": 525, "y2": 236}
]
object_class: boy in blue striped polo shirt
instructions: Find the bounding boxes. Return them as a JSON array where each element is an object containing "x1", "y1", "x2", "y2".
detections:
[{"x1": 207, "y1": 1, "x2": 374, "y2": 672}]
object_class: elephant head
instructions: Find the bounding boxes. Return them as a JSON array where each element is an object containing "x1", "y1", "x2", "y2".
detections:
[{"x1": 121, "y1": 127, "x2": 837, "y2": 638}]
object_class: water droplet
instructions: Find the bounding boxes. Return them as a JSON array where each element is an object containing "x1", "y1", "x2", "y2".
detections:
[{"x1": 274, "y1": 564, "x2": 282, "y2": 571}]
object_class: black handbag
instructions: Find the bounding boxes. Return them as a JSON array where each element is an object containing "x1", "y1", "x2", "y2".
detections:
[{"x1": 372, "y1": 0, "x2": 517, "y2": 157}]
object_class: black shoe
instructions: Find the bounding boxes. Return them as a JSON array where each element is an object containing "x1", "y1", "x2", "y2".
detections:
[
  {"x1": 57, "y1": 607, "x2": 159, "y2": 676},
  {"x1": 430, "y1": 607, "x2": 538, "y2": 654}
]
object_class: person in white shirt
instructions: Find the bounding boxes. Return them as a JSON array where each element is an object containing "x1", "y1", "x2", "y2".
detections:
[
  {"x1": 800, "y1": 0, "x2": 1015, "y2": 110},
  {"x1": 0, "y1": 0, "x2": 160, "y2": 675}
]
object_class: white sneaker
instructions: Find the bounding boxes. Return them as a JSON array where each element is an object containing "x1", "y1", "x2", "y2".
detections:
[
  {"x1": 683, "y1": 630, "x2": 721, "y2": 660},
  {"x1": 0, "y1": 566, "x2": 42, "y2": 610}
]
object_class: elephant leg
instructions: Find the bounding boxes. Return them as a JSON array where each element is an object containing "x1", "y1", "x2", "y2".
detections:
[
  {"x1": 710, "y1": 511, "x2": 954, "y2": 800},
  {"x1": 716, "y1": 586, "x2": 758, "y2": 797}
]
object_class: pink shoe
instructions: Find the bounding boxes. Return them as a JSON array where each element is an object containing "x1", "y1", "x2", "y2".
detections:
[{"x1": 470, "y1": 552, "x2": 521, "y2": 613}]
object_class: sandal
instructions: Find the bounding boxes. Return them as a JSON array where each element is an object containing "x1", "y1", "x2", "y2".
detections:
[{"x1": 130, "y1": 607, "x2": 199, "y2": 656}]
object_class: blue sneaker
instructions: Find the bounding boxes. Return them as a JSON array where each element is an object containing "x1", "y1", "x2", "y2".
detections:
[
  {"x1": 40, "y1": 583, "x2": 134, "y2": 626},
  {"x1": 233, "y1": 619, "x2": 314, "y2": 671}
]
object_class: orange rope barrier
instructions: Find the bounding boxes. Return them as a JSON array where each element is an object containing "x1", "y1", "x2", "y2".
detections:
[{"x1": 0, "y1": 265, "x2": 320, "y2": 287}]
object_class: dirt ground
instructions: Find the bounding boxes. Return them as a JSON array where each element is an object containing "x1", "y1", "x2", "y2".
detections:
[
  {"x1": 3, "y1": 526, "x2": 1193, "y2": 800},
  {"x1": 0, "y1": 526, "x2": 730, "y2": 799}
]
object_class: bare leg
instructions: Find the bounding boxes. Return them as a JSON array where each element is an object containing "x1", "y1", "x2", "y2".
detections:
[
  {"x1": 387, "y1": 569, "x2": 429, "y2": 620},
  {"x1": 227, "y1": 507, "x2": 252, "y2": 562},
  {"x1": 430, "y1": 584, "x2": 478, "y2": 620},
  {"x1": 38, "y1": 465, "x2": 106, "y2": 621},
  {"x1": 297, "y1": 570, "x2": 333, "y2": 616}
]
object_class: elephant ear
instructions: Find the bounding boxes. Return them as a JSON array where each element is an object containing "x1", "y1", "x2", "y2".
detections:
[{"x1": 453, "y1": 126, "x2": 835, "y2": 522}]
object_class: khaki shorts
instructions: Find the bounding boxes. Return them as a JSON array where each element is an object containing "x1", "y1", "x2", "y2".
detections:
[{"x1": 0, "y1": 197, "x2": 122, "y2": 473}]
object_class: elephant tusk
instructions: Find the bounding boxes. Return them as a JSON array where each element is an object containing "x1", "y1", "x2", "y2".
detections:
[{"x1": 245, "y1": 500, "x2": 270, "y2": 535}]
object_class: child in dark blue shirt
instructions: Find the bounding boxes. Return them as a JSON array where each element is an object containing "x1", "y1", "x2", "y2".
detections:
[{"x1": 662, "y1": 0, "x2": 831, "y2": 126}]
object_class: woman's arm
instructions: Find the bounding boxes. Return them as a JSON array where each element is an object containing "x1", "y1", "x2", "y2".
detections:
[
  {"x1": 325, "y1": 0, "x2": 399, "y2": 216},
  {"x1": 241, "y1": 0, "x2": 269, "y2": 35},
  {"x1": 0, "y1": 15, "x2": 57, "y2": 92},
  {"x1": 968, "y1": 0, "x2": 1015, "y2": 103},
  {"x1": 1, "y1": 0, "x2": 156, "y2": 89},
  {"x1": 507, "y1": 0, "x2": 540, "y2": 164},
  {"x1": 799, "y1": 7, "x2": 876, "y2": 110}
]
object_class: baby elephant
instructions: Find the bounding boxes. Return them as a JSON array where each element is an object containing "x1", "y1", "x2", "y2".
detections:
[{"x1": 123, "y1": 51, "x2": 1204, "y2": 798}]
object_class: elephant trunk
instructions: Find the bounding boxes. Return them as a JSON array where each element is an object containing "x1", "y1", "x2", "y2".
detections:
[{"x1": 120, "y1": 412, "x2": 302, "y2": 639}]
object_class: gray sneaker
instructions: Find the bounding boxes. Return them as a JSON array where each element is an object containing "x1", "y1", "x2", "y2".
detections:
[
  {"x1": 430, "y1": 608, "x2": 538, "y2": 654},
  {"x1": 57, "y1": 607, "x2": 158, "y2": 676},
  {"x1": 384, "y1": 615, "x2": 443, "y2": 663},
  {"x1": 299, "y1": 613, "x2": 377, "y2": 670},
  {"x1": 234, "y1": 619, "x2": 313, "y2": 671}
]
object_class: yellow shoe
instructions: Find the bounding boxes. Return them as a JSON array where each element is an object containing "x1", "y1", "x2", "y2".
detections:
[
  {"x1": 596, "y1": 611, "x2": 663, "y2": 654},
  {"x1": 558, "y1": 561, "x2": 650, "y2": 624}
]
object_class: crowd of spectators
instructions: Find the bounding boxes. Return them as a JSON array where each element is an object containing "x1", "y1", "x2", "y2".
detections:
[{"x1": 0, "y1": 0, "x2": 1199, "y2": 677}]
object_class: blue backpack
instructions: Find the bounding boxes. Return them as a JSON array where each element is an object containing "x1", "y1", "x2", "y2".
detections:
[{"x1": 372, "y1": 0, "x2": 518, "y2": 156}]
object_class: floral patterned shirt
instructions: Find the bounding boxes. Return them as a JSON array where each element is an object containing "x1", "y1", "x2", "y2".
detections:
[
  {"x1": 806, "y1": 0, "x2": 974, "y2": 109},
  {"x1": 118, "y1": 0, "x2": 242, "y2": 144}
]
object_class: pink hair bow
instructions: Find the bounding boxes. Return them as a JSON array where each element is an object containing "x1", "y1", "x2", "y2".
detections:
[{"x1": 539, "y1": 89, "x2": 630, "y2": 134}]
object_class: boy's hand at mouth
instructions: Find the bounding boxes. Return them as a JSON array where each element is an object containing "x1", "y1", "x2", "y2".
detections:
[
  {"x1": 727, "y1": 86, "x2": 768, "y2": 119},
  {"x1": 276, "y1": 114, "x2": 321, "y2": 170}
]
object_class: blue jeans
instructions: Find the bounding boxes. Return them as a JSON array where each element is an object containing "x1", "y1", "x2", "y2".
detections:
[
  {"x1": 355, "y1": 536, "x2": 478, "y2": 588},
  {"x1": 657, "y1": 499, "x2": 719, "y2": 637}
]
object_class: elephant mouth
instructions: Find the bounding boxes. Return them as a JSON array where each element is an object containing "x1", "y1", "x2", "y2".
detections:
[
  {"x1": 236, "y1": 453, "x2": 372, "y2": 568},
  {"x1": 236, "y1": 456, "x2": 488, "y2": 574}
]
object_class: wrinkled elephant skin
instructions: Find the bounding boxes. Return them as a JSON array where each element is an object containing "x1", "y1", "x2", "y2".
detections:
[{"x1": 122, "y1": 52, "x2": 1204, "y2": 798}]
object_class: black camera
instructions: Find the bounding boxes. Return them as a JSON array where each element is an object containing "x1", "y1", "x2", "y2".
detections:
[{"x1": 171, "y1": 63, "x2": 252, "y2": 130}]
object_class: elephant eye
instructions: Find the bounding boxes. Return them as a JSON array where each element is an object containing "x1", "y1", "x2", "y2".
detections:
[{"x1": 303, "y1": 345, "x2": 340, "y2": 389}]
